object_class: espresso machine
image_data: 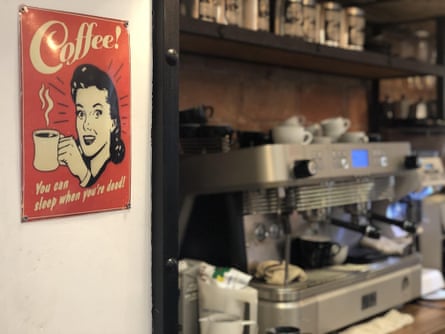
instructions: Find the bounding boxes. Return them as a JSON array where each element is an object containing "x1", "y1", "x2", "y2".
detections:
[{"x1": 179, "y1": 142, "x2": 423, "y2": 333}]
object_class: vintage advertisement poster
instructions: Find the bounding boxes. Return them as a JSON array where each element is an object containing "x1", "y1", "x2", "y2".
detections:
[{"x1": 20, "y1": 6, "x2": 131, "y2": 221}]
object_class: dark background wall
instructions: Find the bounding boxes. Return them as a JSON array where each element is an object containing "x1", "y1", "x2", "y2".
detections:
[{"x1": 179, "y1": 54, "x2": 370, "y2": 132}]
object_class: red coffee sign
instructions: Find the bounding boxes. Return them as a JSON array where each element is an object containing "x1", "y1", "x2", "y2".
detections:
[{"x1": 20, "y1": 6, "x2": 131, "y2": 221}]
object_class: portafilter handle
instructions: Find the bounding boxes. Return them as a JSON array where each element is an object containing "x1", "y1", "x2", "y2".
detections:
[
  {"x1": 370, "y1": 212, "x2": 419, "y2": 234},
  {"x1": 330, "y1": 217, "x2": 380, "y2": 239}
]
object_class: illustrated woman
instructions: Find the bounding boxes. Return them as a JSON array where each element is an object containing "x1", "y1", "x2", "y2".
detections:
[{"x1": 58, "y1": 64, "x2": 125, "y2": 187}]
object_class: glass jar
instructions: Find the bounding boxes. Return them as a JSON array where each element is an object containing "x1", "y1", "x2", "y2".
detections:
[
  {"x1": 320, "y1": 1, "x2": 342, "y2": 47},
  {"x1": 302, "y1": 0, "x2": 317, "y2": 42},
  {"x1": 283, "y1": 0, "x2": 304, "y2": 38},
  {"x1": 342, "y1": 6, "x2": 365, "y2": 50}
]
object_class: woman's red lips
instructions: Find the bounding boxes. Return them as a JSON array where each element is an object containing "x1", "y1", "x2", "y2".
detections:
[{"x1": 83, "y1": 135, "x2": 95, "y2": 145}]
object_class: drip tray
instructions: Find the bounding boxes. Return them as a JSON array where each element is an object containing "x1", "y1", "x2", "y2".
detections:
[
  {"x1": 250, "y1": 254, "x2": 422, "y2": 302},
  {"x1": 251, "y1": 268, "x2": 361, "y2": 302},
  {"x1": 305, "y1": 269, "x2": 353, "y2": 287}
]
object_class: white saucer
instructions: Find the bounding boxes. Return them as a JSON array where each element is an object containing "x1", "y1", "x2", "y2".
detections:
[{"x1": 421, "y1": 288, "x2": 445, "y2": 301}]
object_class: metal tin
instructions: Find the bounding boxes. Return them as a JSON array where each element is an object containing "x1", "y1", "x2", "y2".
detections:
[
  {"x1": 225, "y1": 0, "x2": 243, "y2": 26},
  {"x1": 342, "y1": 6, "x2": 365, "y2": 50},
  {"x1": 320, "y1": 1, "x2": 342, "y2": 46},
  {"x1": 258, "y1": 0, "x2": 271, "y2": 31},
  {"x1": 244, "y1": 0, "x2": 271, "y2": 31},
  {"x1": 302, "y1": 0, "x2": 317, "y2": 42},
  {"x1": 199, "y1": 0, "x2": 217, "y2": 22},
  {"x1": 273, "y1": 0, "x2": 283, "y2": 35},
  {"x1": 283, "y1": 0, "x2": 304, "y2": 37}
]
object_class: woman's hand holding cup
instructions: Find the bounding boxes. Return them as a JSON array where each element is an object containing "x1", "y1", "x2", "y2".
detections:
[{"x1": 58, "y1": 135, "x2": 89, "y2": 183}]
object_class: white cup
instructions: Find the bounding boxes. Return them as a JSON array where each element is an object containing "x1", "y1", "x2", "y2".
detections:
[
  {"x1": 281, "y1": 115, "x2": 306, "y2": 126},
  {"x1": 331, "y1": 244, "x2": 349, "y2": 265},
  {"x1": 272, "y1": 125, "x2": 313, "y2": 144},
  {"x1": 320, "y1": 117, "x2": 351, "y2": 140},
  {"x1": 199, "y1": 313, "x2": 256, "y2": 334},
  {"x1": 33, "y1": 129, "x2": 60, "y2": 171},
  {"x1": 338, "y1": 131, "x2": 369, "y2": 143},
  {"x1": 306, "y1": 123, "x2": 323, "y2": 137},
  {"x1": 312, "y1": 136, "x2": 333, "y2": 144}
]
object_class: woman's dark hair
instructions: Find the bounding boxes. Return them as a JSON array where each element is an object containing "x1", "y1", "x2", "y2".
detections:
[{"x1": 70, "y1": 64, "x2": 125, "y2": 164}]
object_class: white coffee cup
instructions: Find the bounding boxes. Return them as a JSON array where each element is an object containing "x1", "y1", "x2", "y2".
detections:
[
  {"x1": 33, "y1": 129, "x2": 60, "y2": 171},
  {"x1": 282, "y1": 115, "x2": 306, "y2": 126},
  {"x1": 331, "y1": 244, "x2": 349, "y2": 265},
  {"x1": 272, "y1": 125, "x2": 313, "y2": 145},
  {"x1": 312, "y1": 136, "x2": 333, "y2": 144},
  {"x1": 199, "y1": 313, "x2": 256, "y2": 334},
  {"x1": 338, "y1": 131, "x2": 369, "y2": 143},
  {"x1": 306, "y1": 123, "x2": 323, "y2": 137},
  {"x1": 320, "y1": 117, "x2": 351, "y2": 140}
]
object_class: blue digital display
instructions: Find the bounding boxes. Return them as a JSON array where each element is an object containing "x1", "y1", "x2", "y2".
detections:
[{"x1": 351, "y1": 149, "x2": 369, "y2": 168}]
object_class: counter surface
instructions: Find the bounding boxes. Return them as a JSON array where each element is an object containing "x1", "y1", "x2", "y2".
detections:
[{"x1": 391, "y1": 299, "x2": 445, "y2": 334}]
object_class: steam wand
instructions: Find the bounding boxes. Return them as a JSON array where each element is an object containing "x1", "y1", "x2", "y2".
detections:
[
  {"x1": 369, "y1": 212, "x2": 421, "y2": 234},
  {"x1": 281, "y1": 214, "x2": 292, "y2": 286},
  {"x1": 330, "y1": 217, "x2": 380, "y2": 239},
  {"x1": 277, "y1": 187, "x2": 294, "y2": 286}
]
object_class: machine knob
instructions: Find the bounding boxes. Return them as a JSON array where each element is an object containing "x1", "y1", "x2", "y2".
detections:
[
  {"x1": 402, "y1": 220, "x2": 418, "y2": 234},
  {"x1": 254, "y1": 223, "x2": 267, "y2": 241},
  {"x1": 340, "y1": 157, "x2": 350, "y2": 169},
  {"x1": 293, "y1": 159, "x2": 317, "y2": 178},
  {"x1": 405, "y1": 155, "x2": 419, "y2": 169},
  {"x1": 365, "y1": 225, "x2": 380, "y2": 239}
]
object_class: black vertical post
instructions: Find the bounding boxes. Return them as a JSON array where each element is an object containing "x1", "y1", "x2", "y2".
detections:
[
  {"x1": 436, "y1": 17, "x2": 445, "y2": 119},
  {"x1": 152, "y1": 1, "x2": 179, "y2": 334}
]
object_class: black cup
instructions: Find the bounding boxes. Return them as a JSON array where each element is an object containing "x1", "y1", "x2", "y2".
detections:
[
  {"x1": 180, "y1": 124, "x2": 234, "y2": 139},
  {"x1": 237, "y1": 130, "x2": 272, "y2": 147},
  {"x1": 179, "y1": 105, "x2": 214, "y2": 124},
  {"x1": 266, "y1": 326, "x2": 300, "y2": 334},
  {"x1": 179, "y1": 124, "x2": 201, "y2": 138},
  {"x1": 291, "y1": 236, "x2": 340, "y2": 269},
  {"x1": 196, "y1": 125, "x2": 233, "y2": 139}
]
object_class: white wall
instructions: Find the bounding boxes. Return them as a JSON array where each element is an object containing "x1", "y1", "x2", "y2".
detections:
[{"x1": 0, "y1": 1, "x2": 152, "y2": 334}]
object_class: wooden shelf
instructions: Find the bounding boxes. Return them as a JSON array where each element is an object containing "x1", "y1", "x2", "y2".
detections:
[{"x1": 180, "y1": 16, "x2": 445, "y2": 79}]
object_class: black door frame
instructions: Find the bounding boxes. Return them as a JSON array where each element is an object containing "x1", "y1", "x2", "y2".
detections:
[{"x1": 152, "y1": 1, "x2": 179, "y2": 333}]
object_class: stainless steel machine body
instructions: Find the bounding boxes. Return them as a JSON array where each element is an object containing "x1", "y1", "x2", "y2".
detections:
[
  {"x1": 413, "y1": 157, "x2": 445, "y2": 275},
  {"x1": 180, "y1": 142, "x2": 416, "y2": 198},
  {"x1": 179, "y1": 142, "x2": 423, "y2": 334},
  {"x1": 253, "y1": 255, "x2": 421, "y2": 333}
]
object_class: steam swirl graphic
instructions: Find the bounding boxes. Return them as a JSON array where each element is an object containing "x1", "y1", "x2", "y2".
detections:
[{"x1": 38, "y1": 83, "x2": 54, "y2": 127}]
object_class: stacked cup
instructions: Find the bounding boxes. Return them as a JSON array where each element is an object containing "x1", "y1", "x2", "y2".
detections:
[
  {"x1": 275, "y1": 116, "x2": 369, "y2": 145},
  {"x1": 338, "y1": 131, "x2": 369, "y2": 143},
  {"x1": 272, "y1": 116, "x2": 313, "y2": 145},
  {"x1": 320, "y1": 117, "x2": 351, "y2": 142}
]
